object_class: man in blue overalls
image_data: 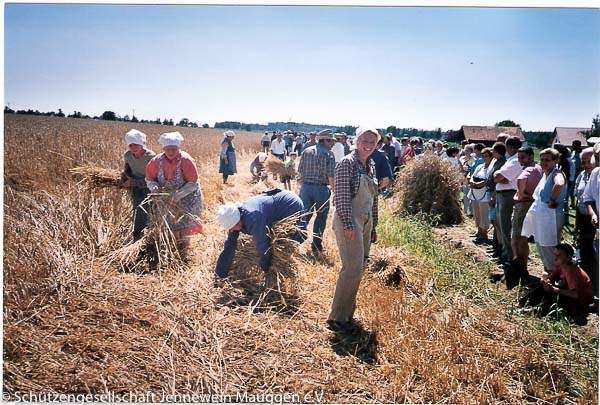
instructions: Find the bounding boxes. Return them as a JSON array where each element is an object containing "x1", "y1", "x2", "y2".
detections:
[{"x1": 214, "y1": 189, "x2": 305, "y2": 279}]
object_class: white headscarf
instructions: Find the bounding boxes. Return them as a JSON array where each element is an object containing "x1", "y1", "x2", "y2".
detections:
[
  {"x1": 159, "y1": 131, "x2": 184, "y2": 148},
  {"x1": 355, "y1": 126, "x2": 381, "y2": 142},
  {"x1": 224, "y1": 130, "x2": 236, "y2": 138},
  {"x1": 125, "y1": 129, "x2": 147, "y2": 146},
  {"x1": 216, "y1": 203, "x2": 241, "y2": 230}
]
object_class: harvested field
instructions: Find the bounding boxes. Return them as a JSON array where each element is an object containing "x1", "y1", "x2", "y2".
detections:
[{"x1": 3, "y1": 114, "x2": 598, "y2": 403}]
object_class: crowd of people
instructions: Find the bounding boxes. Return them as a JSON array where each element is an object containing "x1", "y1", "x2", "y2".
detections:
[{"x1": 119, "y1": 126, "x2": 599, "y2": 328}]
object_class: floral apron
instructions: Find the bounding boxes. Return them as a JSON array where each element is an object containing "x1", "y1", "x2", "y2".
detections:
[{"x1": 158, "y1": 153, "x2": 203, "y2": 235}]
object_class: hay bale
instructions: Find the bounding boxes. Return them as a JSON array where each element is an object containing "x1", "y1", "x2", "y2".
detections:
[
  {"x1": 265, "y1": 159, "x2": 295, "y2": 178},
  {"x1": 229, "y1": 212, "x2": 305, "y2": 307},
  {"x1": 393, "y1": 152, "x2": 463, "y2": 225},
  {"x1": 69, "y1": 165, "x2": 123, "y2": 188}
]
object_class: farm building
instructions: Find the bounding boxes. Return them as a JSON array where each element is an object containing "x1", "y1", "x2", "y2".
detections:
[
  {"x1": 549, "y1": 127, "x2": 590, "y2": 147},
  {"x1": 455, "y1": 125, "x2": 525, "y2": 146}
]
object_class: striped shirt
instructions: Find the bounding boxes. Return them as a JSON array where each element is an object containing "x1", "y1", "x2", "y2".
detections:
[
  {"x1": 298, "y1": 143, "x2": 335, "y2": 185},
  {"x1": 333, "y1": 151, "x2": 378, "y2": 231}
]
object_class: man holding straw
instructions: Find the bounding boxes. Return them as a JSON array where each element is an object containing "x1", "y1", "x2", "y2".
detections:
[
  {"x1": 214, "y1": 189, "x2": 305, "y2": 280},
  {"x1": 327, "y1": 126, "x2": 380, "y2": 332}
]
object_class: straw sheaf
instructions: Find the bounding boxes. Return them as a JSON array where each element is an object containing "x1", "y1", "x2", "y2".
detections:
[
  {"x1": 69, "y1": 165, "x2": 124, "y2": 188},
  {"x1": 265, "y1": 159, "x2": 295, "y2": 178},
  {"x1": 392, "y1": 152, "x2": 464, "y2": 225},
  {"x1": 105, "y1": 195, "x2": 189, "y2": 273},
  {"x1": 228, "y1": 212, "x2": 305, "y2": 307}
]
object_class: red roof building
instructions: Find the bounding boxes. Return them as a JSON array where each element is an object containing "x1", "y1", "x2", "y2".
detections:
[
  {"x1": 457, "y1": 126, "x2": 525, "y2": 146},
  {"x1": 549, "y1": 127, "x2": 589, "y2": 147}
]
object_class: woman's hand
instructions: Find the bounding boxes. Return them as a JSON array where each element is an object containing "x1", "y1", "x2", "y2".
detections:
[
  {"x1": 151, "y1": 186, "x2": 159, "y2": 193},
  {"x1": 223, "y1": 157, "x2": 228, "y2": 165},
  {"x1": 121, "y1": 177, "x2": 132, "y2": 189},
  {"x1": 548, "y1": 199, "x2": 557, "y2": 209},
  {"x1": 541, "y1": 279, "x2": 554, "y2": 293},
  {"x1": 344, "y1": 229, "x2": 355, "y2": 240}
]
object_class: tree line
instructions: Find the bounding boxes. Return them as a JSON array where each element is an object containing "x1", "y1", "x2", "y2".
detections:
[
  {"x1": 3, "y1": 106, "x2": 210, "y2": 129},
  {"x1": 5, "y1": 106, "x2": 598, "y2": 145}
]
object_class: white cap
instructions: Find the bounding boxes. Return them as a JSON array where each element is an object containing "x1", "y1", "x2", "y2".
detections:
[
  {"x1": 224, "y1": 130, "x2": 236, "y2": 138},
  {"x1": 125, "y1": 129, "x2": 146, "y2": 146},
  {"x1": 159, "y1": 131, "x2": 184, "y2": 147},
  {"x1": 216, "y1": 203, "x2": 241, "y2": 230},
  {"x1": 355, "y1": 126, "x2": 381, "y2": 142},
  {"x1": 257, "y1": 152, "x2": 268, "y2": 163}
]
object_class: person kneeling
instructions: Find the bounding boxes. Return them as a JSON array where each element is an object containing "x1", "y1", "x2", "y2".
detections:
[{"x1": 538, "y1": 243, "x2": 594, "y2": 324}]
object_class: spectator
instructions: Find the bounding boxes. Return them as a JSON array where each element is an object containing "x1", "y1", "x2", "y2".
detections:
[
  {"x1": 219, "y1": 131, "x2": 237, "y2": 184},
  {"x1": 261, "y1": 132, "x2": 271, "y2": 154},
  {"x1": 539, "y1": 244, "x2": 593, "y2": 324},
  {"x1": 467, "y1": 147, "x2": 494, "y2": 243},
  {"x1": 506, "y1": 146, "x2": 542, "y2": 287},
  {"x1": 521, "y1": 148, "x2": 568, "y2": 273},
  {"x1": 270, "y1": 132, "x2": 287, "y2": 161},
  {"x1": 493, "y1": 136, "x2": 523, "y2": 268},
  {"x1": 574, "y1": 148, "x2": 597, "y2": 297},
  {"x1": 486, "y1": 142, "x2": 507, "y2": 260}
]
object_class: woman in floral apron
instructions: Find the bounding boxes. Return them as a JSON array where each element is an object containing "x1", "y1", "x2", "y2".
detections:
[{"x1": 146, "y1": 131, "x2": 203, "y2": 259}]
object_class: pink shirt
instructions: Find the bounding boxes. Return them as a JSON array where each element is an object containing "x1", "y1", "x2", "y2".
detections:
[
  {"x1": 146, "y1": 151, "x2": 198, "y2": 183},
  {"x1": 514, "y1": 164, "x2": 543, "y2": 202}
]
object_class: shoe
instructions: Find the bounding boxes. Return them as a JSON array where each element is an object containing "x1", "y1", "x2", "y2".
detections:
[{"x1": 326, "y1": 320, "x2": 351, "y2": 332}]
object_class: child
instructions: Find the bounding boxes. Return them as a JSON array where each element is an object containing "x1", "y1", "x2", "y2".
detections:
[
  {"x1": 282, "y1": 152, "x2": 297, "y2": 190},
  {"x1": 537, "y1": 243, "x2": 594, "y2": 323}
]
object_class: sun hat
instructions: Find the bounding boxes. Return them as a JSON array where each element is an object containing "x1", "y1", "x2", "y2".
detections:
[
  {"x1": 216, "y1": 203, "x2": 241, "y2": 230},
  {"x1": 125, "y1": 129, "x2": 147, "y2": 146},
  {"x1": 355, "y1": 126, "x2": 381, "y2": 142},
  {"x1": 317, "y1": 129, "x2": 335, "y2": 141},
  {"x1": 158, "y1": 131, "x2": 184, "y2": 148}
]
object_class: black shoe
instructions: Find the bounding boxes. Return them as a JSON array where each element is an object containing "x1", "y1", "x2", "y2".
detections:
[{"x1": 326, "y1": 320, "x2": 351, "y2": 332}]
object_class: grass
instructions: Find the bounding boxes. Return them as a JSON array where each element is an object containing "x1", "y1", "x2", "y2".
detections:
[{"x1": 376, "y1": 207, "x2": 597, "y2": 401}]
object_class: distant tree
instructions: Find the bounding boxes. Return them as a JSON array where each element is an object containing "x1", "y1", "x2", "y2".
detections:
[
  {"x1": 101, "y1": 111, "x2": 117, "y2": 121},
  {"x1": 4, "y1": 106, "x2": 15, "y2": 114},
  {"x1": 123, "y1": 114, "x2": 131, "y2": 122},
  {"x1": 177, "y1": 118, "x2": 189, "y2": 127},
  {"x1": 495, "y1": 119, "x2": 518, "y2": 127},
  {"x1": 131, "y1": 115, "x2": 139, "y2": 123},
  {"x1": 188, "y1": 122, "x2": 198, "y2": 128},
  {"x1": 56, "y1": 108, "x2": 65, "y2": 117},
  {"x1": 202, "y1": 123, "x2": 210, "y2": 128},
  {"x1": 586, "y1": 114, "x2": 599, "y2": 139}
]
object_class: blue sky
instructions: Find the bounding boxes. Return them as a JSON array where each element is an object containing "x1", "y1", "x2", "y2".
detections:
[{"x1": 4, "y1": 4, "x2": 600, "y2": 130}]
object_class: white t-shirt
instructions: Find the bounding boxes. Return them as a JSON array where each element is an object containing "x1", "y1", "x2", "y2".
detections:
[
  {"x1": 391, "y1": 139, "x2": 402, "y2": 158},
  {"x1": 331, "y1": 142, "x2": 345, "y2": 163},
  {"x1": 496, "y1": 153, "x2": 521, "y2": 191},
  {"x1": 583, "y1": 166, "x2": 599, "y2": 212},
  {"x1": 270, "y1": 139, "x2": 286, "y2": 155}
]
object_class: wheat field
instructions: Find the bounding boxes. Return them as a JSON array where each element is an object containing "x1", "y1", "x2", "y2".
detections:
[{"x1": 3, "y1": 114, "x2": 597, "y2": 403}]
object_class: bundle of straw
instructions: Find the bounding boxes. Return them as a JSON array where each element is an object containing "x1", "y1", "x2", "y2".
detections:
[
  {"x1": 265, "y1": 159, "x2": 295, "y2": 178},
  {"x1": 69, "y1": 165, "x2": 123, "y2": 188},
  {"x1": 228, "y1": 212, "x2": 306, "y2": 307},
  {"x1": 392, "y1": 152, "x2": 463, "y2": 225},
  {"x1": 105, "y1": 194, "x2": 185, "y2": 273}
]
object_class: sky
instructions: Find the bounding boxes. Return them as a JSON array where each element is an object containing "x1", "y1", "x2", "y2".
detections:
[{"x1": 3, "y1": 3, "x2": 600, "y2": 130}]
